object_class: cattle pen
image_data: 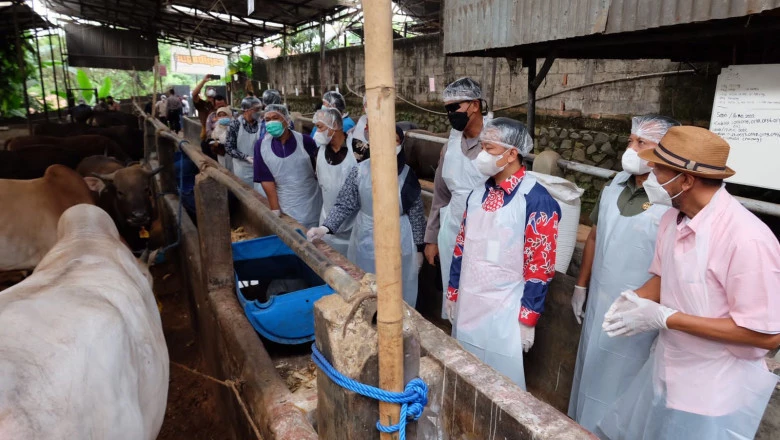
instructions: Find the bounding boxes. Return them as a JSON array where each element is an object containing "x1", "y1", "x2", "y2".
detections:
[{"x1": 130, "y1": 93, "x2": 780, "y2": 439}]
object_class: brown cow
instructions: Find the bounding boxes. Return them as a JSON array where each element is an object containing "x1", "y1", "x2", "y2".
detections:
[
  {"x1": 0, "y1": 165, "x2": 94, "y2": 270},
  {"x1": 32, "y1": 123, "x2": 143, "y2": 160},
  {"x1": 79, "y1": 156, "x2": 162, "y2": 254},
  {"x1": 6, "y1": 135, "x2": 131, "y2": 163}
]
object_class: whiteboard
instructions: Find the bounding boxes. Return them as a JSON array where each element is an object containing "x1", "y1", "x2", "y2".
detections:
[{"x1": 709, "y1": 64, "x2": 780, "y2": 190}]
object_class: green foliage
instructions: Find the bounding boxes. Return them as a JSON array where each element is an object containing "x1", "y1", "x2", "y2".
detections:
[
  {"x1": 98, "y1": 77, "x2": 112, "y2": 98},
  {"x1": 75, "y1": 69, "x2": 94, "y2": 101},
  {"x1": 228, "y1": 54, "x2": 253, "y2": 78},
  {"x1": 0, "y1": 35, "x2": 33, "y2": 118}
]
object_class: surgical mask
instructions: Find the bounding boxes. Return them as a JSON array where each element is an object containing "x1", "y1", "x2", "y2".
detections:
[
  {"x1": 395, "y1": 144, "x2": 403, "y2": 155},
  {"x1": 266, "y1": 120, "x2": 285, "y2": 138},
  {"x1": 218, "y1": 117, "x2": 231, "y2": 126},
  {"x1": 313, "y1": 130, "x2": 332, "y2": 146},
  {"x1": 473, "y1": 149, "x2": 508, "y2": 177},
  {"x1": 643, "y1": 172, "x2": 683, "y2": 207},
  {"x1": 251, "y1": 111, "x2": 262, "y2": 122},
  {"x1": 621, "y1": 148, "x2": 651, "y2": 175},
  {"x1": 447, "y1": 111, "x2": 469, "y2": 131}
]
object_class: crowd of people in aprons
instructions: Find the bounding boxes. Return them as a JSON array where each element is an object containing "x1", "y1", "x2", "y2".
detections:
[{"x1": 190, "y1": 76, "x2": 779, "y2": 440}]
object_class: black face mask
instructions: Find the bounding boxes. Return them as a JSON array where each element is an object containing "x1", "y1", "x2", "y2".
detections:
[{"x1": 448, "y1": 111, "x2": 469, "y2": 131}]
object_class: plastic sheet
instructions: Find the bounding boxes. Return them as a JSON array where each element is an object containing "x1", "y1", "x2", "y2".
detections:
[
  {"x1": 264, "y1": 104, "x2": 291, "y2": 123},
  {"x1": 322, "y1": 91, "x2": 347, "y2": 113},
  {"x1": 632, "y1": 114, "x2": 680, "y2": 143},
  {"x1": 443, "y1": 77, "x2": 482, "y2": 103},
  {"x1": 313, "y1": 108, "x2": 343, "y2": 131},
  {"x1": 480, "y1": 117, "x2": 534, "y2": 156},
  {"x1": 262, "y1": 89, "x2": 282, "y2": 106}
]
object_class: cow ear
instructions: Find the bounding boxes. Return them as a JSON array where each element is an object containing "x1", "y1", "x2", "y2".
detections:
[{"x1": 84, "y1": 176, "x2": 106, "y2": 194}]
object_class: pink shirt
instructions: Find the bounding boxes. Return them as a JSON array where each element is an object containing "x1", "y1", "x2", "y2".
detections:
[{"x1": 650, "y1": 188, "x2": 780, "y2": 359}]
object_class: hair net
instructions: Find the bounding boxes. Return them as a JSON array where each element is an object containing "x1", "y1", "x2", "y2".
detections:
[
  {"x1": 313, "y1": 108, "x2": 343, "y2": 131},
  {"x1": 443, "y1": 77, "x2": 483, "y2": 103},
  {"x1": 264, "y1": 103, "x2": 291, "y2": 123},
  {"x1": 480, "y1": 117, "x2": 533, "y2": 156},
  {"x1": 240, "y1": 96, "x2": 262, "y2": 111},
  {"x1": 216, "y1": 106, "x2": 232, "y2": 117},
  {"x1": 631, "y1": 114, "x2": 681, "y2": 144},
  {"x1": 262, "y1": 89, "x2": 282, "y2": 106},
  {"x1": 322, "y1": 91, "x2": 346, "y2": 113}
]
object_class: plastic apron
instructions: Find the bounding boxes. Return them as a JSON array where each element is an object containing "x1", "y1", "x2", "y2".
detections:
[
  {"x1": 437, "y1": 129, "x2": 487, "y2": 319},
  {"x1": 597, "y1": 189, "x2": 778, "y2": 440},
  {"x1": 232, "y1": 120, "x2": 260, "y2": 186},
  {"x1": 260, "y1": 131, "x2": 322, "y2": 228},
  {"x1": 453, "y1": 175, "x2": 536, "y2": 390},
  {"x1": 316, "y1": 142, "x2": 357, "y2": 255},
  {"x1": 347, "y1": 160, "x2": 418, "y2": 307},
  {"x1": 567, "y1": 171, "x2": 667, "y2": 432}
]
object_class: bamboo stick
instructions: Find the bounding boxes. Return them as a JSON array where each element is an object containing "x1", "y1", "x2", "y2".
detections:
[{"x1": 362, "y1": 0, "x2": 403, "y2": 437}]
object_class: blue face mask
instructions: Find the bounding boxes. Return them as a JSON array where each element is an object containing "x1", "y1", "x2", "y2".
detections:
[
  {"x1": 266, "y1": 120, "x2": 285, "y2": 138},
  {"x1": 218, "y1": 117, "x2": 231, "y2": 126}
]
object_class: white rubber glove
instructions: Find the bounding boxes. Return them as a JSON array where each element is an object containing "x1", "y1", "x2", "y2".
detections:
[
  {"x1": 603, "y1": 291, "x2": 677, "y2": 337},
  {"x1": 306, "y1": 226, "x2": 329, "y2": 242},
  {"x1": 572, "y1": 285, "x2": 587, "y2": 325},
  {"x1": 271, "y1": 209, "x2": 281, "y2": 217},
  {"x1": 246, "y1": 156, "x2": 254, "y2": 164},
  {"x1": 521, "y1": 324, "x2": 535, "y2": 353},
  {"x1": 416, "y1": 252, "x2": 424, "y2": 269},
  {"x1": 445, "y1": 300, "x2": 457, "y2": 324},
  {"x1": 603, "y1": 289, "x2": 640, "y2": 324}
]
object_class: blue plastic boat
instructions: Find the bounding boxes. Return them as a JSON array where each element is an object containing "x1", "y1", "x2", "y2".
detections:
[{"x1": 232, "y1": 235, "x2": 335, "y2": 344}]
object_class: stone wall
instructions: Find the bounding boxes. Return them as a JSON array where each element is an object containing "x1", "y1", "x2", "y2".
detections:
[{"x1": 256, "y1": 34, "x2": 718, "y2": 121}]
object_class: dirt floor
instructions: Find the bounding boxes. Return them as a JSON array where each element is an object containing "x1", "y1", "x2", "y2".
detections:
[{"x1": 152, "y1": 259, "x2": 232, "y2": 440}]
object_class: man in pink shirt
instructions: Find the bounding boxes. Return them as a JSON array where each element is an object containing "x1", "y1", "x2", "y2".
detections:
[{"x1": 597, "y1": 126, "x2": 780, "y2": 440}]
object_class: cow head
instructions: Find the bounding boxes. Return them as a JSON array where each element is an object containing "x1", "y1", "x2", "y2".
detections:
[{"x1": 91, "y1": 164, "x2": 163, "y2": 228}]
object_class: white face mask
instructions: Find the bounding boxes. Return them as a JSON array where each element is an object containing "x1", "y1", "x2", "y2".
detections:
[
  {"x1": 473, "y1": 149, "x2": 508, "y2": 177},
  {"x1": 313, "y1": 129, "x2": 332, "y2": 146},
  {"x1": 621, "y1": 148, "x2": 652, "y2": 175},
  {"x1": 643, "y1": 172, "x2": 683, "y2": 207}
]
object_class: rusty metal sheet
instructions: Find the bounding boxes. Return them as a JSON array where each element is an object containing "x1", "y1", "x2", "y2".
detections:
[{"x1": 444, "y1": 0, "x2": 780, "y2": 54}]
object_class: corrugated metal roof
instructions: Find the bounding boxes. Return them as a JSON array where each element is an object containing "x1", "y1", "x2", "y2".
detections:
[
  {"x1": 444, "y1": 0, "x2": 780, "y2": 54},
  {"x1": 65, "y1": 24, "x2": 158, "y2": 70}
]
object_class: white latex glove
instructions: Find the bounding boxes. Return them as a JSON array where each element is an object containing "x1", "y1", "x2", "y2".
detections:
[
  {"x1": 416, "y1": 252, "x2": 424, "y2": 269},
  {"x1": 271, "y1": 209, "x2": 281, "y2": 217},
  {"x1": 306, "y1": 226, "x2": 329, "y2": 242},
  {"x1": 445, "y1": 300, "x2": 457, "y2": 324},
  {"x1": 603, "y1": 291, "x2": 677, "y2": 337},
  {"x1": 246, "y1": 156, "x2": 254, "y2": 164},
  {"x1": 603, "y1": 289, "x2": 641, "y2": 324},
  {"x1": 521, "y1": 324, "x2": 535, "y2": 353},
  {"x1": 572, "y1": 285, "x2": 587, "y2": 325}
]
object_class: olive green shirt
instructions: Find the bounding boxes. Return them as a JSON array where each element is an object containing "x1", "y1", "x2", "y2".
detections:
[{"x1": 590, "y1": 175, "x2": 652, "y2": 224}]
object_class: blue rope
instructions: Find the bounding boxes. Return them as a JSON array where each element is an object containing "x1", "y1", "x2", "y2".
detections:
[{"x1": 311, "y1": 343, "x2": 428, "y2": 440}]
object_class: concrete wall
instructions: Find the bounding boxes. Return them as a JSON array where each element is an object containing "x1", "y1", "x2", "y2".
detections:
[{"x1": 255, "y1": 34, "x2": 718, "y2": 121}]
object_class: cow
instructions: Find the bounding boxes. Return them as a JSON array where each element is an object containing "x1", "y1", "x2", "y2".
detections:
[
  {"x1": 0, "y1": 147, "x2": 84, "y2": 179},
  {"x1": 0, "y1": 204, "x2": 169, "y2": 440},
  {"x1": 79, "y1": 156, "x2": 163, "y2": 254},
  {"x1": 0, "y1": 165, "x2": 95, "y2": 271},
  {"x1": 6, "y1": 134, "x2": 132, "y2": 163},
  {"x1": 32, "y1": 123, "x2": 144, "y2": 160}
]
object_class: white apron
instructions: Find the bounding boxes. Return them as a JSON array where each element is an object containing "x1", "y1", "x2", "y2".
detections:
[
  {"x1": 437, "y1": 129, "x2": 487, "y2": 319},
  {"x1": 568, "y1": 171, "x2": 667, "y2": 432},
  {"x1": 232, "y1": 120, "x2": 260, "y2": 186},
  {"x1": 317, "y1": 142, "x2": 357, "y2": 256},
  {"x1": 260, "y1": 131, "x2": 322, "y2": 228},
  {"x1": 347, "y1": 160, "x2": 418, "y2": 307},
  {"x1": 453, "y1": 175, "x2": 536, "y2": 389},
  {"x1": 597, "y1": 189, "x2": 778, "y2": 440}
]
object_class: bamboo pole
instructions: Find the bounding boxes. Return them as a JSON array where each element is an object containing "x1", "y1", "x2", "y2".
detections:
[{"x1": 362, "y1": 0, "x2": 403, "y2": 437}]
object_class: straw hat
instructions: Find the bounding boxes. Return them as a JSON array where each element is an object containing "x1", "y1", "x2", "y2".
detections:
[{"x1": 638, "y1": 126, "x2": 735, "y2": 179}]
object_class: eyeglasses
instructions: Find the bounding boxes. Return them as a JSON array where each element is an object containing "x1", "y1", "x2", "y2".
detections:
[{"x1": 444, "y1": 101, "x2": 469, "y2": 113}]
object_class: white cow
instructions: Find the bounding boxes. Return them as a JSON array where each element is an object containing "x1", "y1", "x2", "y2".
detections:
[{"x1": 0, "y1": 204, "x2": 169, "y2": 440}]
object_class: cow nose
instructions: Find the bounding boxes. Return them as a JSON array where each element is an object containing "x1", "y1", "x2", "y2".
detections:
[{"x1": 130, "y1": 211, "x2": 149, "y2": 222}]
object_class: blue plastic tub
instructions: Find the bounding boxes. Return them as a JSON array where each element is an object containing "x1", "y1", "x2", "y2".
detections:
[{"x1": 232, "y1": 235, "x2": 335, "y2": 344}]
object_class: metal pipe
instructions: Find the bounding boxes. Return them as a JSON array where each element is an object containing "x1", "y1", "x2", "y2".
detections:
[
  {"x1": 526, "y1": 58, "x2": 536, "y2": 139},
  {"x1": 402, "y1": 131, "x2": 780, "y2": 218},
  {"x1": 32, "y1": 28, "x2": 48, "y2": 122},
  {"x1": 48, "y1": 33, "x2": 62, "y2": 120},
  {"x1": 12, "y1": 0, "x2": 32, "y2": 134}
]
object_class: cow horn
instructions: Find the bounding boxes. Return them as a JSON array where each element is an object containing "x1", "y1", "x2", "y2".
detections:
[
  {"x1": 92, "y1": 171, "x2": 117, "y2": 182},
  {"x1": 143, "y1": 166, "x2": 164, "y2": 177}
]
